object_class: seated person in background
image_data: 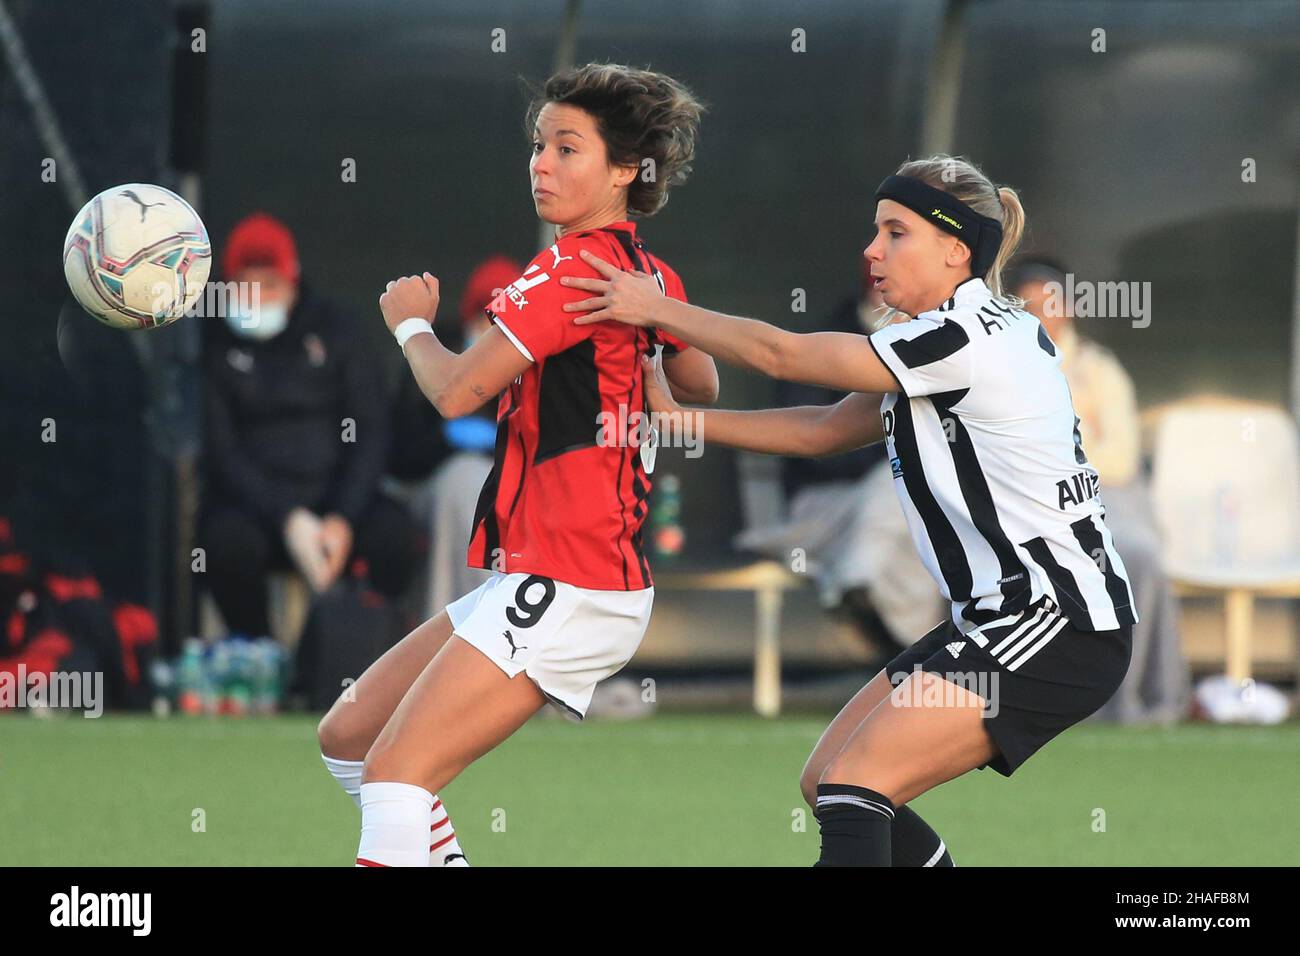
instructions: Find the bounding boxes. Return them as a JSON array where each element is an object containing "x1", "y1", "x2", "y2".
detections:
[
  {"x1": 384, "y1": 255, "x2": 520, "y2": 618},
  {"x1": 736, "y1": 257, "x2": 944, "y2": 654},
  {"x1": 1010, "y1": 258, "x2": 1188, "y2": 724},
  {"x1": 201, "y1": 212, "x2": 415, "y2": 640}
]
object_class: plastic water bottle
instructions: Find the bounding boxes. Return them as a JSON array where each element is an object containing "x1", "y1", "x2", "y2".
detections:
[
  {"x1": 225, "y1": 638, "x2": 253, "y2": 717},
  {"x1": 177, "y1": 639, "x2": 206, "y2": 716},
  {"x1": 207, "y1": 641, "x2": 228, "y2": 715},
  {"x1": 252, "y1": 638, "x2": 283, "y2": 715},
  {"x1": 652, "y1": 473, "x2": 685, "y2": 561},
  {"x1": 150, "y1": 658, "x2": 175, "y2": 718}
]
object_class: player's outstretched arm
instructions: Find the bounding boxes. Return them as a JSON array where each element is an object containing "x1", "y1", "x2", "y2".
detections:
[
  {"x1": 380, "y1": 273, "x2": 531, "y2": 419},
  {"x1": 643, "y1": 354, "x2": 883, "y2": 457},
  {"x1": 403, "y1": 327, "x2": 531, "y2": 418},
  {"x1": 564, "y1": 250, "x2": 900, "y2": 395}
]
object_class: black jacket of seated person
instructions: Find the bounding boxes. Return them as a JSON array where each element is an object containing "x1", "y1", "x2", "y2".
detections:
[{"x1": 200, "y1": 282, "x2": 413, "y2": 636}]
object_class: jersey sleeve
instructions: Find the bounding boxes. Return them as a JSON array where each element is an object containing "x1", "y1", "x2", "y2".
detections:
[
  {"x1": 484, "y1": 244, "x2": 595, "y2": 362},
  {"x1": 658, "y1": 332, "x2": 688, "y2": 355},
  {"x1": 868, "y1": 317, "x2": 972, "y2": 397},
  {"x1": 654, "y1": 268, "x2": 690, "y2": 355}
]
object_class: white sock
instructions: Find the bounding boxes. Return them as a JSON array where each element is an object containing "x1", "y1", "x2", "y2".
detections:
[
  {"x1": 356, "y1": 782, "x2": 434, "y2": 867},
  {"x1": 327, "y1": 754, "x2": 467, "y2": 866},
  {"x1": 430, "y1": 797, "x2": 469, "y2": 867},
  {"x1": 321, "y1": 754, "x2": 364, "y2": 809}
]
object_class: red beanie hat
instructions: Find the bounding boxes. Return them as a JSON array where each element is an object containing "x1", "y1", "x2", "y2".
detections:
[
  {"x1": 222, "y1": 212, "x2": 300, "y2": 283},
  {"x1": 459, "y1": 255, "x2": 523, "y2": 325}
]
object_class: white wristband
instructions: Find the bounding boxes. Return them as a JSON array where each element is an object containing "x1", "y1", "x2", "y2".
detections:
[{"x1": 393, "y1": 317, "x2": 434, "y2": 350}]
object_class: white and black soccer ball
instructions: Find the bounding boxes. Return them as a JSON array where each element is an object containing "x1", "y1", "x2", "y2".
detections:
[{"x1": 62, "y1": 183, "x2": 211, "y2": 330}]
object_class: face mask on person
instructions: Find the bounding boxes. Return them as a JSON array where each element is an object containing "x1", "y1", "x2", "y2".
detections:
[{"x1": 225, "y1": 302, "x2": 289, "y2": 341}]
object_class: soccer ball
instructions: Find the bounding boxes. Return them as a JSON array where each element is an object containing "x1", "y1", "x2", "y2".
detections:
[{"x1": 62, "y1": 183, "x2": 211, "y2": 330}]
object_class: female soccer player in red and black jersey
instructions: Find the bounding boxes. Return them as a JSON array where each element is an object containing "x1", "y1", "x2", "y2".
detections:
[{"x1": 315, "y1": 64, "x2": 715, "y2": 866}]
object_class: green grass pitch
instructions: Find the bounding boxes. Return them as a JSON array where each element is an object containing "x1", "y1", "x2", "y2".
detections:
[{"x1": 2, "y1": 713, "x2": 1295, "y2": 865}]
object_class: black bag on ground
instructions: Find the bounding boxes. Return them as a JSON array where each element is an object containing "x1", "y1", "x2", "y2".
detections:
[{"x1": 294, "y1": 577, "x2": 413, "y2": 711}]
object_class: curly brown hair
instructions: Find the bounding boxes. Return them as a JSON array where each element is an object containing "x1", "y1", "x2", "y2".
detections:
[{"x1": 525, "y1": 63, "x2": 705, "y2": 217}]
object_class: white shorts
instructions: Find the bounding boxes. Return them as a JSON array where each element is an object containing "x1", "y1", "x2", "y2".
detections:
[{"x1": 445, "y1": 572, "x2": 654, "y2": 719}]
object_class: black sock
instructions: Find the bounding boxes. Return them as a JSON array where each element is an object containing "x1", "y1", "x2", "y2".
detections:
[
  {"x1": 813, "y1": 783, "x2": 894, "y2": 866},
  {"x1": 891, "y1": 805, "x2": 954, "y2": 867}
]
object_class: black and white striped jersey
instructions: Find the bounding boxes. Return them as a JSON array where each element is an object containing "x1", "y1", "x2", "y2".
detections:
[{"x1": 868, "y1": 276, "x2": 1137, "y2": 634}]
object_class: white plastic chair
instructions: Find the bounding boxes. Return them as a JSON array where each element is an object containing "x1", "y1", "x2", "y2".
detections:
[{"x1": 1149, "y1": 397, "x2": 1300, "y2": 684}]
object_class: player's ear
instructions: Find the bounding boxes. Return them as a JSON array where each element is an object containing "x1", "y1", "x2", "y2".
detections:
[
  {"x1": 612, "y1": 161, "x2": 639, "y2": 189},
  {"x1": 946, "y1": 237, "x2": 972, "y2": 270}
]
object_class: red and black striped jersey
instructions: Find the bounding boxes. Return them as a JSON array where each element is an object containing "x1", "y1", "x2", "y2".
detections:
[{"x1": 467, "y1": 220, "x2": 689, "y2": 591}]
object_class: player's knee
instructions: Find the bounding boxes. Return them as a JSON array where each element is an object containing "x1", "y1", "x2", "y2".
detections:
[
  {"x1": 360, "y1": 747, "x2": 413, "y2": 788},
  {"x1": 820, "y1": 756, "x2": 911, "y2": 807},
  {"x1": 362, "y1": 737, "x2": 461, "y2": 793},
  {"x1": 360, "y1": 737, "x2": 422, "y2": 785},
  {"x1": 799, "y1": 761, "x2": 823, "y2": 808},
  {"x1": 316, "y1": 712, "x2": 340, "y2": 756},
  {"x1": 316, "y1": 708, "x2": 355, "y2": 760},
  {"x1": 359, "y1": 739, "x2": 393, "y2": 784},
  {"x1": 820, "y1": 754, "x2": 882, "y2": 792},
  {"x1": 819, "y1": 757, "x2": 847, "y2": 788}
]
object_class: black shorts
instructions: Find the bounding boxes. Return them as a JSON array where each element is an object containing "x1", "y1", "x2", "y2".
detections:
[{"x1": 884, "y1": 596, "x2": 1132, "y2": 777}]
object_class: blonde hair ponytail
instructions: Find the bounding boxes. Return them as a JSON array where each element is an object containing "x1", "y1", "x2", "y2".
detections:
[{"x1": 986, "y1": 186, "x2": 1025, "y2": 299}]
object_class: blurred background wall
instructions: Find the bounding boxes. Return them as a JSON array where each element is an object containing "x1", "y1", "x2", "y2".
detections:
[
  {"x1": 2, "y1": 0, "x2": 1298, "y2": 645},
  {"x1": 201, "y1": 0, "x2": 1300, "y2": 546},
  {"x1": 0, "y1": 0, "x2": 176, "y2": 607}
]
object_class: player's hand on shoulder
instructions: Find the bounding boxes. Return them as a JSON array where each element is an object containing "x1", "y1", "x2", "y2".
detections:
[
  {"x1": 379, "y1": 271, "x2": 440, "y2": 333},
  {"x1": 561, "y1": 249, "x2": 663, "y2": 328}
]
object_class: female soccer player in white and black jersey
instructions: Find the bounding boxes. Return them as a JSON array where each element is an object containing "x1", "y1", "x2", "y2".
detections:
[{"x1": 564, "y1": 155, "x2": 1137, "y2": 866}]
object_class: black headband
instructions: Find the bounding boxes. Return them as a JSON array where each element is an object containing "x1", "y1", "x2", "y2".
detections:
[{"x1": 874, "y1": 174, "x2": 1004, "y2": 278}]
